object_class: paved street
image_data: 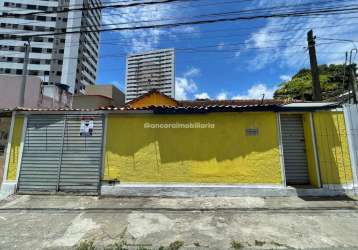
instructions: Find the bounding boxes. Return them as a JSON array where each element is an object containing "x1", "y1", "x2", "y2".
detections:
[{"x1": 0, "y1": 195, "x2": 358, "y2": 249}]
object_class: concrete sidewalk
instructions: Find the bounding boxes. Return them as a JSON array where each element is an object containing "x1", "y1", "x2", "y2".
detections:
[{"x1": 0, "y1": 195, "x2": 358, "y2": 249}]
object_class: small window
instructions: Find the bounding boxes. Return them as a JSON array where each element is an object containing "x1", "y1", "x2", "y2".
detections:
[
  {"x1": 32, "y1": 47, "x2": 42, "y2": 53},
  {"x1": 37, "y1": 16, "x2": 46, "y2": 21},
  {"x1": 24, "y1": 25, "x2": 33, "y2": 31},
  {"x1": 246, "y1": 128, "x2": 259, "y2": 136},
  {"x1": 27, "y1": 5, "x2": 36, "y2": 10},
  {"x1": 38, "y1": 6, "x2": 48, "y2": 11},
  {"x1": 30, "y1": 59, "x2": 41, "y2": 64},
  {"x1": 16, "y1": 69, "x2": 22, "y2": 74},
  {"x1": 33, "y1": 37, "x2": 43, "y2": 42},
  {"x1": 35, "y1": 26, "x2": 45, "y2": 32}
]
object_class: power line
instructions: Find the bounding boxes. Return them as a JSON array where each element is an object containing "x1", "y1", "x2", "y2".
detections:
[
  {"x1": 0, "y1": 0, "x2": 194, "y2": 18},
  {"x1": 0, "y1": 38, "x2": 351, "y2": 60},
  {"x1": 1, "y1": 22, "x2": 353, "y2": 50},
  {"x1": 4, "y1": 6, "x2": 358, "y2": 40},
  {"x1": 2, "y1": 0, "x2": 355, "y2": 36}
]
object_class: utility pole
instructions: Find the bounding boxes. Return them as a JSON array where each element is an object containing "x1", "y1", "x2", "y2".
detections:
[
  {"x1": 19, "y1": 40, "x2": 31, "y2": 107},
  {"x1": 307, "y1": 30, "x2": 322, "y2": 101},
  {"x1": 349, "y1": 48, "x2": 358, "y2": 104}
]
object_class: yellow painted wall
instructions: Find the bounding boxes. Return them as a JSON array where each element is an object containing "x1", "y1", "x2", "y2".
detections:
[
  {"x1": 128, "y1": 92, "x2": 177, "y2": 108},
  {"x1": 104, "y1": 112, "x2": 283, "y2": 184},
  {"x1": 302, "y1": 113, "x2": 319, "y2": 187},
  {"x1": 314, "y1": 111, "x2": 353, "y2": 184},
  {"x1": 6, "y1": 115, "x2": 24, "y2": 181}
]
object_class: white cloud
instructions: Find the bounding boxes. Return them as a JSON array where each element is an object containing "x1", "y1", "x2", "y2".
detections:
[
  {"x1": 175, "y1": 67, "x2": 201, "y2": 100},
  {"x1": 183, "y1": 67, "x2": 200, "y2": 78},
  {"x1": 175, "y1": 77, "x2": 198, "y2": 100},
  {"x1": 216, "y1": 92, "x2": 228, "y2": 100},
  {"x1": 280, "y1": 75, "x2": 292, "y2": 82},
  {"x1": 217, "y1": 42, "x2": 225, "y2": 50},
  {"x1": 232, "y1": 84, "x2": 276, "y2": 100},
  {"x1": 102, "y1": 4, "x2": 197, "y2": 53},
  {"x1": 246, "y1": 0, "x2": 358, "y2": 70},
  {"x1": 194, "y1": 92, "x2": 210, "y2": 99},
  {"x1": 234, "y1": 51, "x2": 241, "y2": 58}
]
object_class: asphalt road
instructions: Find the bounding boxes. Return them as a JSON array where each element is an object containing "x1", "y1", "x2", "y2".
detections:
[{"x1": 0, "y1": 195, "x2": 358, "y2": 250}]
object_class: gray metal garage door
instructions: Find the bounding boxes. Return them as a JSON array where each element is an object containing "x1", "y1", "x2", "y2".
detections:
[
  {"x1": 18, "y1": 114, "x2": 104, "y2": 194},
  {"x1": 280, "y1": 114, "x2": 310, "y2": 185},
  {"x1": 58, "y1": 115, "x2": 103, "y2": 193},
  {"x1": 18, "y1": 115, "x2": 64, "y2": 192}
]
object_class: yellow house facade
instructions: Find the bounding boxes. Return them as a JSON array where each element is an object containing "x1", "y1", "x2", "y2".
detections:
[
  {"x1": 103, "y1": 110, "x2": 352, "y2": 188},
  {"x1": 0, "y1": 92, "x2": 355, "y2": 196}
]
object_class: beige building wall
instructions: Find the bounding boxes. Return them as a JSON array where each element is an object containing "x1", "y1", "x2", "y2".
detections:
[
  {"x1": 72, "y1": 95, "x2": 113, "y2": 109},
  {"x1": 0, "y1": 74, "x2": 42, "y2": 108},
  {"x1": 0, "y1": 75, "x2": 71, "y2": 109},
  {"x1": 85, "y1": 84, "x2": 125, "y2": 106}
]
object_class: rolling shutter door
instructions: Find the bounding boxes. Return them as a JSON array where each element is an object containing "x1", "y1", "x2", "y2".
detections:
[
  {"x1": 18, "y1": 114, "x2": 104, "y2": 194},
  {"x1": 280, "y1": 114, "x2": 310, "y2": 185},
  {"x1": 18, "y1": 115, "x2": 64, "y2": 192},
  {"x1": 58, "y1": 115, "x2": 103, "y2": 193}
]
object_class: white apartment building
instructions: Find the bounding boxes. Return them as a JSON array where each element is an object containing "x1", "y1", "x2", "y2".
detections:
[
  {"x1": 0, "y1": 0, "x2": 101, "y2": 94},
  {"x1": 125, "y1": 48, "x2": 175, "y2": 102}
]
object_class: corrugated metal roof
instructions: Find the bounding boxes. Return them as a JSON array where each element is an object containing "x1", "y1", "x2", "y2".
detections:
[
  {"x1": 99, "y1": 103, "x2": 282, "y2": 113},
  {"x1": 2, "y1": 107, "x2": 98, "y2": 112},
  {"x1": 1, "y1": 100, "x2": 339, "y2": 113},
  {"x1": 283, "y1": 102, "x2": 337, "y2": 108},
  {"x1": 178, "y1": 99, "x2": 288, "y2": 107}
]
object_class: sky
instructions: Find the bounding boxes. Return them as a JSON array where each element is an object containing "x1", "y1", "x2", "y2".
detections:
[{"x1": 96, "y1": 0, "x2": 358, "y2": 100}]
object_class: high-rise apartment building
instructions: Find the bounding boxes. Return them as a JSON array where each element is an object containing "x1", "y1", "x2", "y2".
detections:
[
  {"x1": 125, "y1": 48, "x2": 175, "y2": 102},
  {"x1": 0, "y1": 0, "x2": 101, "y2": 94}
]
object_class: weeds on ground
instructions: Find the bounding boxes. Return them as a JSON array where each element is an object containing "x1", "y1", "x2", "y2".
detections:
[
  {"x1": 167, "y1": 241, "x2": 184, "y2": 250},
  {"x1": 231, "y1": 240, "x2": 243, "y2": 249},
  {"x1": 158, "y1": 240, "x2": 184, "y2": 250},
  {"x1": 76, "y1": 240, "x2": 184, "y2": 250},
  {"x1": 75, "y1": 240, "x2": 96, "y2": 250},
  {"x1": 104, "y1": 241, "x2": 128, "y2": 250},
  {"x1": 254, "y1": 240, "x2": 265, "y2": 246}
]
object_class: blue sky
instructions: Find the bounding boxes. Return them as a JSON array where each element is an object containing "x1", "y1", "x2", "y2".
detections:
[{"x1": 96, "y1": 0, "x2": 358, "y2": 100}]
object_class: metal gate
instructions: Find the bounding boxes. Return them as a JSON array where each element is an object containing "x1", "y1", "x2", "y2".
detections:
[
  {"x1": 280, "y1": 114, "x2": 310, "y2": 185},
  {"x1": 18, "y1": 114, "x2": 104, "y2": 194}
]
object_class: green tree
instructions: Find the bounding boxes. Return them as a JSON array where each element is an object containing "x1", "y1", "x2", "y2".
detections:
[{"x1": 274, "y1": 64, "x2": 355, "y2": 101}]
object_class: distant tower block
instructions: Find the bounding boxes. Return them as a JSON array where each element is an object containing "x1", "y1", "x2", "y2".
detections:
[{"x1": 125, "y1": 49, "x2": 175, "y2": 102}]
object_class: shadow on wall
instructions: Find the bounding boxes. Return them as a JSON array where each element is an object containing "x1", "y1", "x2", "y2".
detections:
[
  {"x1": 314, "y1": 112, "x2": 353, "y2": 186},
  {"x1": 104, "y1": 112, "x2": 282, "y2": 184}
]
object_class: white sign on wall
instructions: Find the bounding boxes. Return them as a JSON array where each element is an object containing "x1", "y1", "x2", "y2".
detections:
[{"x1": 80, "y1": 118, "x2": 94, "y2": 136}]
